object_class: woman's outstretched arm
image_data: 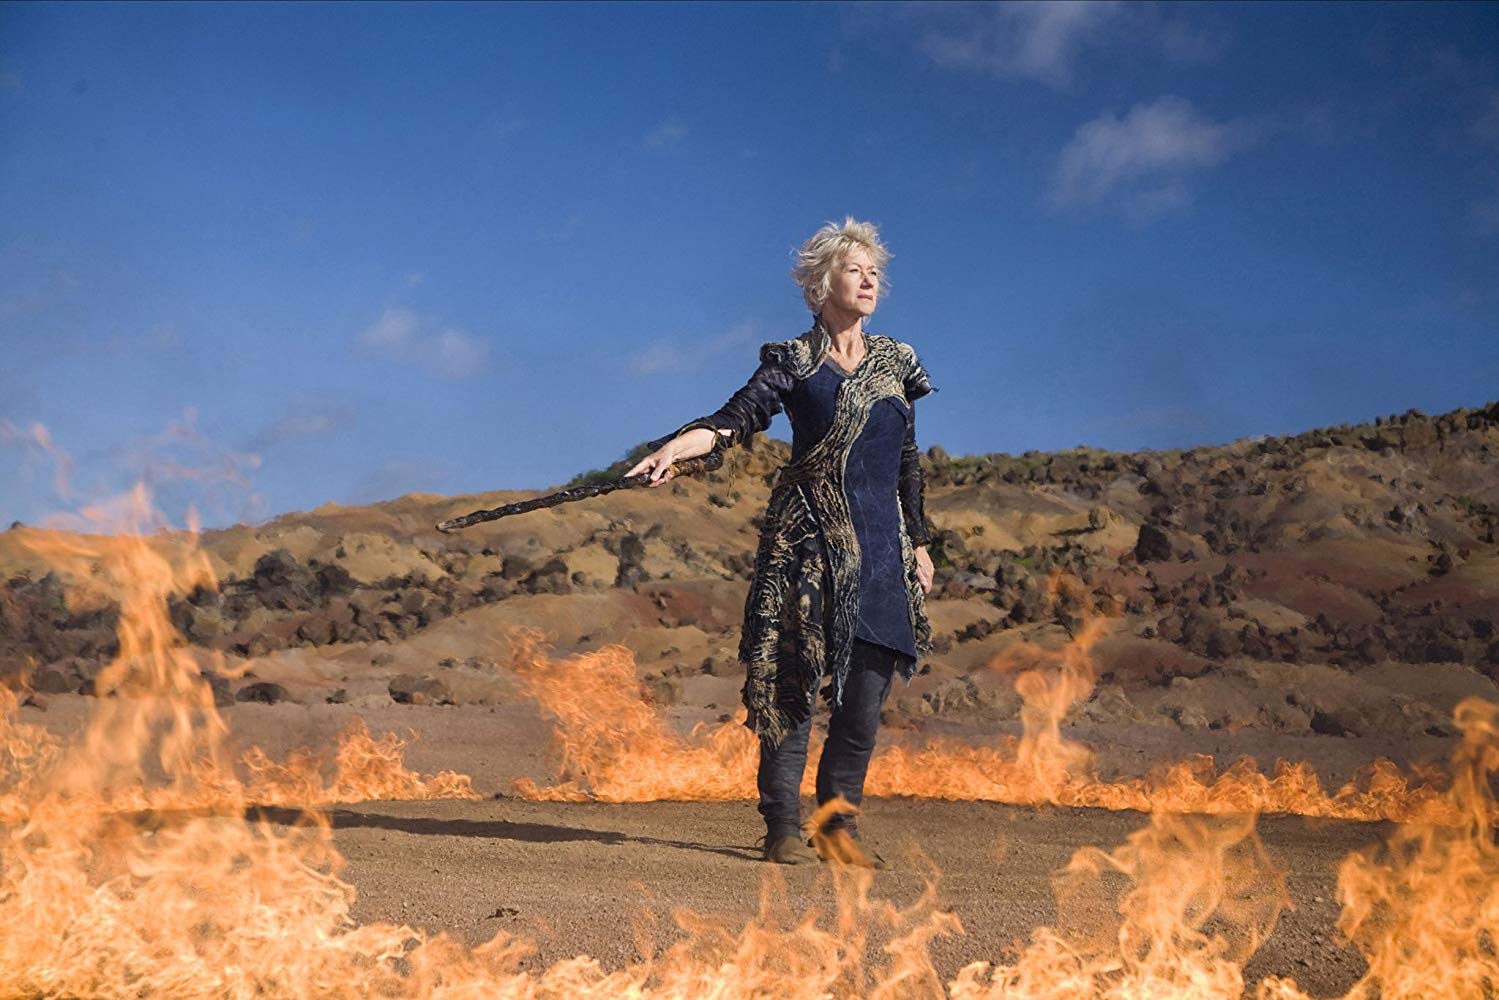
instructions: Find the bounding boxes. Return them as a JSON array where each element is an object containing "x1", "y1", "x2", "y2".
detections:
[{"x1": 628, "y1": 360, "x2": 794, "y2": 485}]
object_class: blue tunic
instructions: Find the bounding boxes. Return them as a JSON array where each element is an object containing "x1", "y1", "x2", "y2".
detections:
[
  {"x1": 785, "y1": 358, "x2": 917, "y2": 660},
  {"x1": 648, "y1": 320, "x2": 937, "y2": 743}
]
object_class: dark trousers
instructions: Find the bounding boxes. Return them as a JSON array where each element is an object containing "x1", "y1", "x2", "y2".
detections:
[{"x1": 757, "y1": 638, "x2": 904, "y2": 840}]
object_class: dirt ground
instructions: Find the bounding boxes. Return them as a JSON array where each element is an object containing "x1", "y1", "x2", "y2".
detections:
[
  {"x1": 314, "y1": 796, "x2": 1380, "y2": 997},
  {"x1": 17, "y1": 696, "x2": 1435, "y2": 996}
]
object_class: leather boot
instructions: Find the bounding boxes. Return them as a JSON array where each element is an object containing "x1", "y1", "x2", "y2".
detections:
[{"x1": 763, "y1": 834, "x2": 819, "y2": 865}]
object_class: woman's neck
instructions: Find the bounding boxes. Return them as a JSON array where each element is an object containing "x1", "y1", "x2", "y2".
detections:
[{"x1": 819, "y1": 305, "x2": 865, "y2": 354}]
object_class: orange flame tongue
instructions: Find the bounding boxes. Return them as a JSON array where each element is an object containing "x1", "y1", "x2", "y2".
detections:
[
  {"x1": 3, "y1": 487, "x2": 476, "y2": 822},
  {"x1": 505, "y1": 603, "x2": 1464, "y2": 826},
  {"x1": 1326, "y1": 698, "x2": 1499, "y2": 999},
  {"x1": 0, "y1": 481, "x2": 476, "y2": 995},
  {"x1": 506, "y1": 627, "x2": 760, "y2": 801},
  {"x1": 950, "y1": 809, "x2": 1289, "y2": 999}
]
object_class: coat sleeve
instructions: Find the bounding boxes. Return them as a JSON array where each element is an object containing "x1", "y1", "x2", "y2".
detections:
[
  {"x1": 903, "y1": 349, "x2": 937, "y2": 403},
  {"x1": 898, "y1": 343, "x2": 937, "y2": 546},
  {"x1": 898, "y1": 403, "x2": 932, "y2": 547},
  {"x1": 648, "y1": 359, "x2": 795, "y2": 452}
]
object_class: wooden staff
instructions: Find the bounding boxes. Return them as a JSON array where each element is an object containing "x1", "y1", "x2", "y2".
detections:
[{"x1": 434, "y1": 452, "x2": 725, "y2": 532}]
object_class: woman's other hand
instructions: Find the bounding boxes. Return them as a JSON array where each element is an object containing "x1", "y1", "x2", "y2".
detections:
[
  {"x1": 914, "y1": 545, "x2": 934, "y2": 594},
  {"x1": 626, "y1": 427, "x2": 721, "y2": 487}
]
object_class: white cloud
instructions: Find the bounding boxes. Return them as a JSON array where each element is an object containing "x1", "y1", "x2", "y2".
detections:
[
  {"x1": 358, "y1": 306, "x2": 488, "y2": 380},
  {"x1": 629, "y1": 320, "x2": 760, "y2": 376},
  {"x1": 430, "y1": 328, "x2": 488, "y2": 376},
  {"x1": 917, "y1": 2, "x2": 1216, "y2": 88},
  {"x1": 1051, "y1": 96, "x2": 1265, "y2": 215},
  {"x1": 921, "y1": 2, "x2": 1115, "y2": 87},
  {"x1": 641, "y1": 117, "x2": 689, "y2": 150},
  {"x1": 246, "y1": 399, "x2": 357, "y2": 454},
  {"x1": 361, "y1": 306, "x2": 419, "y2": 352}
]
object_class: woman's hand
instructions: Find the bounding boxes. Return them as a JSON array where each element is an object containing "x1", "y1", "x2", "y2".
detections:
[
  {"x1": 626, "y1": 427, "x2": 720, "y2": 487},
  {"x1": 914, "y1": 545, "x2": 934, "y2": 594},
  {"x1": 626, "y1": 442, "x2": 686, "y2": 488}
]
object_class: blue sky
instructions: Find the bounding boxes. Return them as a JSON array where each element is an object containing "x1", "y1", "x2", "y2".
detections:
[{"x1": 2, "y1": 2, "x2": 1497, "y2": 528}]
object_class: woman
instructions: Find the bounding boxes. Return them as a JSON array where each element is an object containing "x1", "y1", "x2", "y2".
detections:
[{"x1": 628, "y1": 218, "x2": 937, "y2": 867}]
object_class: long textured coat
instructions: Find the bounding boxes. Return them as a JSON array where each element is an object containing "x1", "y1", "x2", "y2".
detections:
[{"x1": 652, "y1": 317, "x2": 937, "y2": 746}]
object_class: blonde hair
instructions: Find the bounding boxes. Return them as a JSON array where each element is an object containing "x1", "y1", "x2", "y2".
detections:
[{"x1": 791, "y1": 217, "x2": 892, "y2": 313}]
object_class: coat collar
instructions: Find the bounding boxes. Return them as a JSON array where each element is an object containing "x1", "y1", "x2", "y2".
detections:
[{"x1": 761, "y1": 315, "x2": 882, "y2": 380}]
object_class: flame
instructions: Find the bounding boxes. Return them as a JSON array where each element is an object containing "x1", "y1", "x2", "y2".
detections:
[
  {"x1": 0, "y1": 477, "x2": 486, "y2": 994},
  {"x1": 1256, "y1": 697, "x2": 1499, "y2": 1000},
  {"x1": 504, "y1": 587, "x2": 1464, "y2": 826},
  {"x1": 950, "y1": 810, "x2": 1289, "y2": 999},
  {"x1": 0, "y1": 487, "x2": 475, "y2": 823},
  {"x1": 506, "y1": 626, "x2": 761, "y2": 801}
]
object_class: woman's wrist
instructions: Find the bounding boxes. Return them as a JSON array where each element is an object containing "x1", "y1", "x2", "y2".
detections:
[{"x1": 672, "y1": 426, "x2": 719, "y2": 459}]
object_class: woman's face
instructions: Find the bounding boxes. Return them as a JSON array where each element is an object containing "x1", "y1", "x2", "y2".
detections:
[{"x1": 824, "y1": 246, "x2": 880, "y2": 319}]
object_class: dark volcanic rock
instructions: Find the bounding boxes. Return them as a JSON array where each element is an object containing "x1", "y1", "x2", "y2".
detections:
[
  {"x1": 0, "y1": 572, "x2": 120, "y2": 683},
  {"x1": 1007, "y1": 587, "x2": 1048, "y2": 625},
  {"x1": 1309, "y1": 710, "x2": 1349, "y2": 737},
  {"x1": 1421, "y1": 639, "x2": 1465, "y2": 663},
  {"x1": 957, "y1": 618, "x2": 996, "y2": 643},
  {"x1": 388, "y1": 673, "x2": 454, "y2": 706},
  {"x1": 523, "y1": 558, "x2": 572, "y2": 595},
  {"x1": 721, "y1": 550, "x2": 754, "y2": 579},
  {"x1": 1134, "y1": 524, "x2": 1174, "y2": 563},
  {"x1": 478, "y1": 576, "x2": 516, "y2": 602},
  {"x1": 397, "y1": 589, "x2": 428, "y2": 616},
  {"x1": 315, "y1": 563, "x2": 357, "y2": 596},
  {"x1": 236, "y1": 681, "x2": 292, "y2": 704},
  {"x1": 252, "y1": 550, "x2": 319, "y2": 610},
  {"x1": 31, "y1": 664, "x2": 79, "y2": 694},
  {"x1": 500, "y1": 555, "x2": 534, "y2": 581},
  {"x1": 615, "y1": 533, "x2": 649, "y2": 587},
  {"x1": 1205, "y1": 626, "x2": 1242, "y2": 659},
  {"x1": 296, "y1": 614, "x2": 336, "y2": 646}
]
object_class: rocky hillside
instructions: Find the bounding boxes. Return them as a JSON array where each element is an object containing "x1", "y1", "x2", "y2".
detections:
[{"x1": 3, "y1": 401, "x2": 1497, "y2": 742}]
